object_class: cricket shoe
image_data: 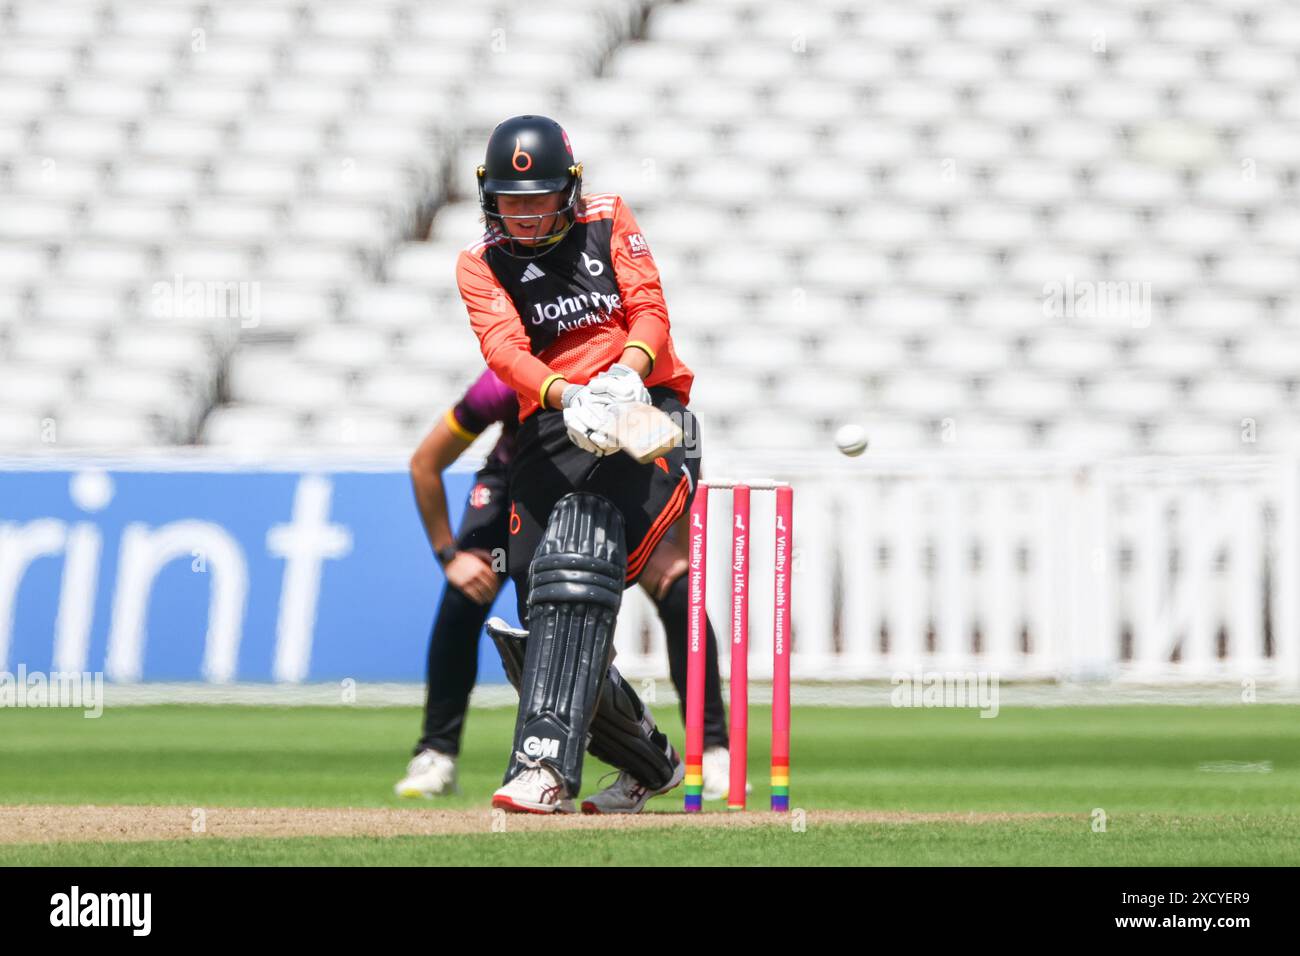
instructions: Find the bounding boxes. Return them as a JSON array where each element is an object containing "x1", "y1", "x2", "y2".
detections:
[
  {"x1": 394, "y1": 748, "x2": 458, "y2": 798},
  {"x1": 580, "y1": 743, "x2": 685, "y2": 814},
  {"x1": 492, "y1": 754, "x2": 575, "y2": 814},
  {"x1": 701, "y1": 745, "x2": 752, "y2": 801}
]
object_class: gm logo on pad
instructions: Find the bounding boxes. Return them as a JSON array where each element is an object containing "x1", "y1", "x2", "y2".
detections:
[{"x1": 523, "y1": 736, "x2": 560, "y2": 759}]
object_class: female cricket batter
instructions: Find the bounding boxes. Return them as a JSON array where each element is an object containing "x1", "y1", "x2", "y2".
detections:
[
  {"x1": 456, "y1": 115, "x2": 700, "y2": 813},
  {"x1": 394, "y1": 368, "x2": 733, "y2": 803}
]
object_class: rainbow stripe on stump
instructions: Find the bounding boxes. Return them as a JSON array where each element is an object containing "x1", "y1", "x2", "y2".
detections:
[
  {"x1": 770, "y1": 758, "x2": 790, "y2": 812},
  {"x1": 684, "y1": 760, "x2": 704, "y2": 812}
]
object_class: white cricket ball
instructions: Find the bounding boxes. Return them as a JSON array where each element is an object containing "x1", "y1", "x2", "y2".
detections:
[{"x1": 835, "y1": 423, "x2": 869, "y2": 457}]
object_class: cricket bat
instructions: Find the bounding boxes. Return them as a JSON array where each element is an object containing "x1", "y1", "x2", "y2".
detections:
[{"x1": 608, "y1": 402, "x2": 683, "y2": 464}]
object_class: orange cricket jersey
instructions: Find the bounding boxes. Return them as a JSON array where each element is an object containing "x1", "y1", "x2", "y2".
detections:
[{"x1": 455, "y1": 192, "x2": 694, "y2": 421}]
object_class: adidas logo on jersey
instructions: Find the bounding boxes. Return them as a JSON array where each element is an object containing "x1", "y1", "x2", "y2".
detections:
[{"x1": 520, "y1": 263, "x2": 546, "y2": 282}]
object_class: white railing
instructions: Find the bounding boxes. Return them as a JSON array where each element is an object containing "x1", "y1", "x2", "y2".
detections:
[{"x1": 613, "y1": 453, "x2": 1300, "y2": 687}]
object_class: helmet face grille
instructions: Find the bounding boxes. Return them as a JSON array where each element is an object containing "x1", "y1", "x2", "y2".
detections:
[
  {"x1": 477, "y1": 117, "x2": 582, "y2": 259},
  {"x1": 478, "y1": 175, "x2": 584, "y2": 260}
]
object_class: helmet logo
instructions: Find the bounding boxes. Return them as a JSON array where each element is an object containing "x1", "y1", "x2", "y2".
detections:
[{"x1": 512, "y1": 139, "x2": 533, "y2": 172}]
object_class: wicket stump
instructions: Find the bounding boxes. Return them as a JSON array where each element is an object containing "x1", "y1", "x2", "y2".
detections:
[{"x1": 684, "y1": 479, "x2": 792, "y2": 812}]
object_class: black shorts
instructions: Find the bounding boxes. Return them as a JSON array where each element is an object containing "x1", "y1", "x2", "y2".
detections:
[
  {"x1": 507, "y1": 386, "x2": 701, "y2": 604},
  {"x1": 455, "y1": 460, "x2": 510, "y2": 558}
]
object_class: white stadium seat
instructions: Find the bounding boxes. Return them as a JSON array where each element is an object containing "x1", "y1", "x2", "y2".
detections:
[
  {"x1": 0, "y1": 43, "x2": 80, "y2": 79},
  {"x1": 1172, "y1": 295, "x2": 1270, "y2": 333},
  {"x1": 1072, "y1": 82, "x2": 1165, "y2": 124},
  {"x1": 1082, "y1": 376, "x2": 1182, "y2": 417},
  {"x1": 1173, "y1": 85, "x2": 1263, "y2": 127},
  {"x1": 0, "y1": 200, "x2": 79, "y2": 241},
  {"x1": 113, "y1": 162, "x2": 207, "y2": 200},
  {"x1": 1214, "y1": 252, "x2": 1299, "y2": 295},
  {"x1": 288, "y1": 203, "x2": 396, "y2": 247},
  {"x1": 903, "y1": 246, "x2": 999, "y2": 292},
  {"x1": 1193, "y1": 167, "x2": 1284, "y2": 209},
  {"x1": 980, "y1": 374, "x2": 1080, "y2": 418},
  {"x1": 1031, "y1": 119, "x2": 1124, "y2": 163},
  {"x1": 946, "y1": 203, "x2": 1040, "y2": 247},
  {"x1": 1154, "y1": 8, "x2": 1239, "y2": 47},
  {"x1": 769, "y1": 80, "x2": 863, "y2": 124},
  {"x1": 31, "y1": 286, "x2": 126, "y2": 328},
  {"x1": 297, "y1": 326, "x2": 393, "y2": 371},
  {"x1": 1090, "y1": 163, "x2": 1185, "y2": 207},
  {"x1": 1233, "y1": 334, "x2": 1300, "y2": 379},
  {"x1": 57, "y1": 243, "x2": 154, "y2": 284},
  {"x1": 1146, "y1": 417, "x2": 1253, "y2": 455},
  {"x1": 879, "y1": 372, "x2": 971, "y2": 418},
  {"x1": 228, "y1": 354, "x2": 351, "y2": 410},
  {"x1": 1049, "y1": 205, "x2": 1145, "y2": 249},
  {"x1": 1110, "y1": 248, "x2": 1202, "y2": 287},
  {"x1": 931, "y1": 121, "x2": 1018, "y2": 165},
  {"x1": 135, "y1": 121, "x2": 232, "y2": 160},
  {"x1": 1214, "y1": 48, "x2": 1297, "y2": 89},
  {"x1": 987, "y1": 161, "x2": 1078, "y2": 205},
  {"x1": 0, "y1": 409, "x2": 43, "y2": 447},
  {"x1": 1014, "y1": 45, "x2": 1105, "y2": 85},
  {"x1": 61, "y1": 81, "x2": 156, "y2": 118},
  {"x1": 1025, "y1": 333, "x2": 1119, "y2": 376},
  {"x1": 1126, "y1": 334, "x2": 1223, "y2": 376},
  {"x1": 112, "y1": 327, "x2": 217, "y2": 375},
  {"x1": 1187, "y1": 377, "x2": 1289, "y2": 418},
  {"x1": 310, "y1": 410, "x2": 411, "y2": 447},
  {"x1": 814, "y1": 41, "x2": 897, "y2": 84},
  {"x1": 0, "y1": 243, "x2": 51, "y2": 283},
  {"x1": 1112, "y1": 48, "x2": 1202, "y2": 86},
  {"x1": 0, "y1": 363, "x2": 74, "y2": 412},
  {"x1": 202, "y1": 405, "x2": 305, "y2": 449},
  {"x1": 85, "y1": 39, "x2": 183, "y2": 78},
  {"x1": 1151, "y1": 207, "x2": 1249, "y2": 251},
  {"x1": 645, "y1": 4, "x2": 740, "y2": 43},
  {"x1": 354, "y1": 369, "x2": 462, "y2": 415},
  {"x1": 974, "y1": 83, "x2": 1063, "y2": 125},
  {"x1": 51, "y1": 407, "x2": 161, "y2": 447},
  {"x1": 9, "y1": 158, "x2": 102, "y2": 197},
  {"x1": 163, "y1": 243, "x2": 258, "y2": 281},
  {"x1": 920, "y1": 330, "x2": 1015, "y2": 375},
  {"x1": 83, "y1": 201, "x2": 179, "y2": 243},
  {"x1": 261, "y1": 245, "x2": 366, "y2": 284},
  {"x1": 311, "y1": 6, "x2": 396, "y2": 40},
  {"x1": 1043, "y1": 417, "x2": 1139, "y2": 456},
  {"x1": 938, "y1": 418, "x2": 1037, "y2": 452},
  {"x1": 184, "y1": 201, "x2": 282, "y2": 242},
  {"x1": 79, "y1": 366, "x2": 203, "y2": 418},
  {"x1": 812, "y1": 331, "x2": 910, "y2": 374}
]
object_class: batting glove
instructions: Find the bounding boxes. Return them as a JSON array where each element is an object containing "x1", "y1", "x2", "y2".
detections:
[
  {"x1": 561, "y1": 382, "x2": 620, "y2": 457},
  {"x1": 587, "y1": 363, "x2": 651, "y2": 407}
]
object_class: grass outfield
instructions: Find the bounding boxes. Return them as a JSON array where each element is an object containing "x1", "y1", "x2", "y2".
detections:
[{"x1": 1, "y1": 703, "x2": 1297, "y2": 865}]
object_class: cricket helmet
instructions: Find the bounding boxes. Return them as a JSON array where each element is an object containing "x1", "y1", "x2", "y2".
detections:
[{"x1": 477, "y1": 115, "x2": 583, "y2": 258}]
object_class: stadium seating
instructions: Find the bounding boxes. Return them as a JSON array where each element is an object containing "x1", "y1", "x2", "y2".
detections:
[{"x1": 0, "y1": 0, "x2": 1296, "y2": 458}]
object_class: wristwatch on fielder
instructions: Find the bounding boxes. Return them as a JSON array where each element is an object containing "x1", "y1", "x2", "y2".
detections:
[{"x1": 435, "y1": 545, "x2": 458, "y2": 567}]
